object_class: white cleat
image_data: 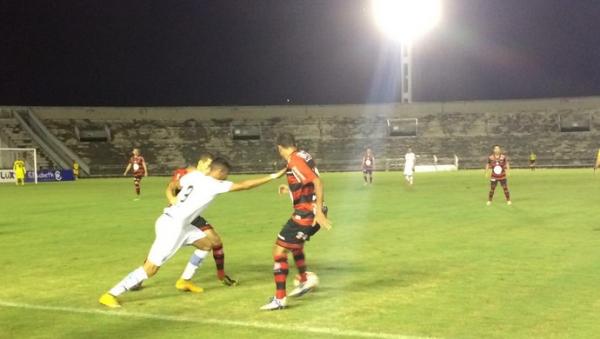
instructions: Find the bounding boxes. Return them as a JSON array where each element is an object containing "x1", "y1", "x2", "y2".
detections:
[
  {"x1": 259, "y1": 297, "x2": 287, "y2": 311},
  {"x1": 507, "y1": 201, "x2": 512, "y2": 205},
  {"x1": 486, "y1": 201, "x2": 492, "y2": 206}
]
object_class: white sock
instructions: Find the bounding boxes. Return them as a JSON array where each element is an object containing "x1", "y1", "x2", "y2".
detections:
[
  {"x1": 181, "y1": 249, "x2": 209, "y2": 280},
  {"x1": 109, "y1": 266, "x2": 148, "y2": 296}
]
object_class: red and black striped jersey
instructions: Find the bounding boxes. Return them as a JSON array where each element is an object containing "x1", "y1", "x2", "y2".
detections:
[
  {"x1": 287, "y1": 150, "x2": 320, "y2": 226},
  {"x1": 129, "y1": 155, "x2": 146, "y2": 176},
  {"x1": 362, "y1": 155, "x2": 374, "y2": 169},
  {"x1": 488, "y1": 154, "x2": 508, "y2": 180}
]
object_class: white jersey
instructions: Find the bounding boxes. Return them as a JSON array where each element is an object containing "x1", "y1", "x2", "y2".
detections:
[
  {"x1": 163, "y1": 171, "x2": 233, "y2": 225},
  {"x1": 404, "y1": 152, "x2": 416, "y2": 169}
]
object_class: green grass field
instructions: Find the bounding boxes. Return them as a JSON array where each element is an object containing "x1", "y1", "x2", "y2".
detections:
[{"x1": 2, "y1": 169, "x2": 600, "y2": 339}]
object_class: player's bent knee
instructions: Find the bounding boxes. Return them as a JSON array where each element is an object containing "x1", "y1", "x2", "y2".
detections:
[
  {"x1": 205, "y1": 230, "x2": 222, "y2": 246},
  {"x1": 192, "y1": 237, "x2": 212, "y2": 251},
  {"x1": 272, "y1": 244, "x2": 288, "y2": 257},
  {"x1": 211, "y1": 236, "x2": 222, "y2": 248}
]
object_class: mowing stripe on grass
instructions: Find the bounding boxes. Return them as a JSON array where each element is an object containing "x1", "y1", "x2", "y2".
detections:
[{"x1": 0, "y1": 300, "x2": 436, "y2": 339}]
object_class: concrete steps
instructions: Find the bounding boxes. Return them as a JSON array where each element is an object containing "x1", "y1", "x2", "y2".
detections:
[{"x1": 0, "y1": 117, "x2": 52, "y2": 169}]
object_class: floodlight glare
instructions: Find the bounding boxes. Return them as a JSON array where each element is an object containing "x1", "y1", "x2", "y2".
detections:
[{"x1": 372, "y1": 0, "x2": 442, "y2": 43}]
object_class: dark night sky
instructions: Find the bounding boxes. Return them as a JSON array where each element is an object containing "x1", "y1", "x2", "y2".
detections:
[{"x1": 2, "y1": 0, "x2": 600, "y2": 106}]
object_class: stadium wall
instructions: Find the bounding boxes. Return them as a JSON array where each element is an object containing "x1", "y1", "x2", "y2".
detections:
[{"x1": 5, "y1": 96, "x2": 600, "y2": 175}]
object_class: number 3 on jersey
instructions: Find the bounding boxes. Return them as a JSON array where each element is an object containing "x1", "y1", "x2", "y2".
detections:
[{"x1": 180, "y1": 185, "x2": 194, "y2": 203}]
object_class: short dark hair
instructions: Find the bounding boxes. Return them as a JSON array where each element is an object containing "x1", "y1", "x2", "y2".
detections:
[
  {"x1": 210, "y1": 157, "x2": 231, "y2": 172},
  {"x1": 276, "y1": 133, "x2": 296, "y2": 148}
]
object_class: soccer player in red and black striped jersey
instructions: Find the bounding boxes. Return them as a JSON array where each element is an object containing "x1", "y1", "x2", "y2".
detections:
[
  {"x1": 123, "y1": 148, "x2": 148, "y2": 200},
  {"x1": 361, "y1": 148, "x2": 375, "y2": 185},
  {"x1": 260, "y1": 133, "x2": 332, "y2": 311},
  {"x1": 485, "y1": 145, "x2": 512, "y2": 206}
]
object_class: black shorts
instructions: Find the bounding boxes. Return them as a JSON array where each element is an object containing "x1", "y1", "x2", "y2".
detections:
[
  {"x1": 529, "y1": 160, "x2": 536, "y2": 165},
  {"x1": 490, "y1": 178, "x2": 507, "y2": 185},
  {"x1": 276, "y1": 219, "x2": 321, "y2": 250},
  {"x1": 191, "y1": 215, "x2": 214, "y2": 231},
  {"x1": 276, "y1": 206, "x2": 327, "y2": 250},
  {"x1": 362, "y1": 168, "x2": 373, "y2": 175}
]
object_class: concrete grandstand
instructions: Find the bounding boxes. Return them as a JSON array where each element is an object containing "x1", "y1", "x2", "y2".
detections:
[{"x1": 1, "y1": 96, "x2": 600, "y2": 176}]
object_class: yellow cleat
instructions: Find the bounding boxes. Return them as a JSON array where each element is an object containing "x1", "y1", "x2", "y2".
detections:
[
  {"x1": 99, "y1": 293, "x2": 121, "y2": 308},
  {"x1": 175, "y1": 279, "x2": 204, "y2": 293}
]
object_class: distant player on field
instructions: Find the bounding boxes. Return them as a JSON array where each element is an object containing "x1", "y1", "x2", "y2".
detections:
[
  {"x1": 99, "y1": 158, "x2": 285, "y2": 308},
  {"x1": 167, "y1": 153, "x2": 238, "y2": 287},
  {"x1": 361, "y1": 148, "x2": 375, "y2": 185},
  {"x1": 529, "y1": 151, "x2": 536, "y2": 171},
  {"x1": 594, "y1": 149, "x2": 600, "y2": 172},
  {"x1": 123, "y1": 148, "x2": 148, "y2": 199},
  {"x1": 404, "y1": 147, "x2": 416, "y2": 185},
  {"x1": 260, "y1": 133, "x2": 332, "y2": 311},
  {"x1": 485, "y1": 145, "x2": 511, "y2": 206},
  {"x1": 13, "y1": 157, "x2": 26, "y2": 186}
]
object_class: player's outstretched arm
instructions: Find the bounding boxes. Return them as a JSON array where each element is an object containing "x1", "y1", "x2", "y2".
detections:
[
  {"x1": 143, "y1": 162, "x2": 148, "y2": 177},
  {"x1": 123, "y1": 163, "x2": 132, "y2": 176},
  {"x1": 312, "y1": 177, "x2": 332, "y2": 230},
  {"x1": 229, "y1": 168, "x2": 286, "y2": 192}
]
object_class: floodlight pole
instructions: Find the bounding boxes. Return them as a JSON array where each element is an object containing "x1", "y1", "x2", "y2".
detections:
[{"x1": 400, "y1": 42, "x2": 413, "y2": 103}]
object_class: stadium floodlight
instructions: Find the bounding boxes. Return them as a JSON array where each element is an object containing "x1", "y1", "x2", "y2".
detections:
[
  {"x1": 371, "y1": 0, "x2": 442, "y2": 103},
  {"x1": 371, "y1": 0, "x2": 441, "y2": 43}
]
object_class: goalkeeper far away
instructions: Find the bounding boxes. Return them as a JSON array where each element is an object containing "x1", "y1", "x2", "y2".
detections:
[{"x1": 13, "y1": 157, "x2": 26, "y2": 186}]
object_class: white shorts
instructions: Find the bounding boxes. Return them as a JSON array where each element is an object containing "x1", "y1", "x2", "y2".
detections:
[
  {"x1": 404, "y1": 168, "x2": 414, "y2": 176},
  {"x1": 147, "y1": 214, "x2": 207, "y2": 266}
]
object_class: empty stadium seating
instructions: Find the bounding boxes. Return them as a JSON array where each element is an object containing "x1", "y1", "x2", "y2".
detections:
[{"x1": 2, "y1": 97, "x2": 599, "y2": 176}]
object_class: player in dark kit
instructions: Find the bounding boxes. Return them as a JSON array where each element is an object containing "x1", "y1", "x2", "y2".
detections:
[
  {"x1": 361, "y1": 148, "x2": 375, "y2": 185},
  {"x1": 260, "y1": 133, "x2": 332, "y2": 310},
  {"x1": 485, "y1": 145, "x2": 511, "y2": 206},
  {"x1": 123, "y1": 148, "x2": 148, "y2": 200}
]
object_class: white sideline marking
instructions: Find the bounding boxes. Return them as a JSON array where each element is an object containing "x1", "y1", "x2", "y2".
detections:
[{"x1": 0, "y1": 300, "x2": 436, "y2": 339}]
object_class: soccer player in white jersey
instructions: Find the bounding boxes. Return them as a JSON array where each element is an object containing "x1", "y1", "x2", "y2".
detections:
[
  {"x1": 99, "y1": 158, "x2": 285, "y2": 308},
  {"x1": 404, "y1": 147, "x2": 416, "y2": 185}
]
